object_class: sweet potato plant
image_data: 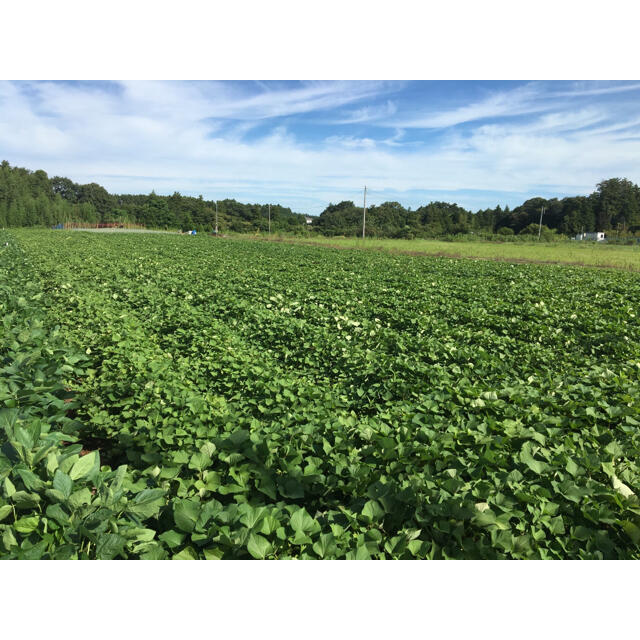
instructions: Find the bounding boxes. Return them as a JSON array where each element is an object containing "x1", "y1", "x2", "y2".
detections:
[{"x1": 2, "y1": 229, "x2": 640, "y2": 559}]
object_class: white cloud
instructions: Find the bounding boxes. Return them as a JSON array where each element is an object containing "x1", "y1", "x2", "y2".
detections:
[
  {"x1": 550, "y1": 81, "x2": 640, "y2": 98},
  {"x1": 324, "y1": 135, "x2": 378, "y2": 149},
  {"x1": 1, "y1": 80, "x2": 640, "y2": 214},
  {"x1": 390, "y1": 83, "x2": 547, "y2": 129},
  {"x1": 116, "y1": 80, "x2": 392, "y2": 121},
  {"x1": 332, "y1": 100, "x2": 398, "y2": 124}
]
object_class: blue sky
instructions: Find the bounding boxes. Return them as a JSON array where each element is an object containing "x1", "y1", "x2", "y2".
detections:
[{"x1": 1, "y1": 80, "x2": 640, "y2": 214}]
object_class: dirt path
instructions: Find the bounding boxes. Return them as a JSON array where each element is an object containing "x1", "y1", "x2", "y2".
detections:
[{"x1": 68, "y1": 228, "x2": 180, "y2": 234}]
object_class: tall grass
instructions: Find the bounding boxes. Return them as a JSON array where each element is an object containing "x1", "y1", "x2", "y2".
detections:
[{"x1": 256, "y1": 234, "x2": 640, "y2": 271}]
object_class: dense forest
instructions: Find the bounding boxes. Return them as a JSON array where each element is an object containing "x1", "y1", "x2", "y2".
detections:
[
  {"x1": 315, "y1": 179, "x2": 640, "y2": 239},
  {"x1": 0, "y1": 161, "x2": 308, "y2": 233},
  {"x1": 2, "y1": 160, "x2": 640, "y2": 238}
]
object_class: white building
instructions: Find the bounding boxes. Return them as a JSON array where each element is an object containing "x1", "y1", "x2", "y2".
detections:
[
  {"x1": 304, "y1": 216, "x2": 313, "y2": 225},
  {"x1": 574, "y1": 231, "x2": 606, "y2": 242}
]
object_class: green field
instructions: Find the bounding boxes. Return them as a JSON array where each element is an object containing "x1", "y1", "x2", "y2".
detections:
[
  {"x1": 2, "y1": 229, "x2": 640, "y2": 559},
  {"x1": 268, "y1": 235, "x2": 640, "y2": 271}
]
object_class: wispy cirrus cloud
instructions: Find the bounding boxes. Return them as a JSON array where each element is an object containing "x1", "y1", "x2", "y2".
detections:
[
  {"x1": 331, "y1": 100, "x2": 398, "y2": 124},
  {"x1": 389, "y1": 83, "x2": 546, "y2": 129},
  {"x1": 549, "y1": 81, "x2": 640, "y2": 98},
  {"x1": 465, "y1": 108, "x2": 607, "y2": 140},
  {"x1": 118, "y1": 80, "x2": 396, "y2": 121},
  {"x1": 324, "y1": 128, "x2": 406, "y2": 149}
]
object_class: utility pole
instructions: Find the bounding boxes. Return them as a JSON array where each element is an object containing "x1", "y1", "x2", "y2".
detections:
[
  {"x1": 538, "y1": 206, "x2": 545, "y2": 240},
  {"x1": 268, "y1": 204, "x2": 271, "y2": 235},
  {"x1": 215, "y1": 201, "x2": 218, "y2": 235},
  {"x1": 362, "y1": 185, "x2": 367, "y2": 239}
]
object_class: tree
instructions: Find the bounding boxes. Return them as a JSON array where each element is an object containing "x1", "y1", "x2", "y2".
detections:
[
  {"x1": 51, "y1": 176, "x2": 81, "y2": 202},
  {"x1": 2, "y1": 159, "x2": 639, "y2": 237},
  {"x1": 595, "y1": 178, "x2": 640, "y2": 230},
  {"x1": 78, "y1": 182, "x2": 114, "y2": 218},
  {"x1": 518, "y1": 223, "x2": 555, "y2": 239}
]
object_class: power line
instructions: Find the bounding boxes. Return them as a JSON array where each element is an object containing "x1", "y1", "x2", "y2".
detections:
[
  {"x1": 538, "y1": 206, "x2": 545, "y2": 240},
  {"x1": 362, "y1": 185, "x2": 367, "y2": 239}
]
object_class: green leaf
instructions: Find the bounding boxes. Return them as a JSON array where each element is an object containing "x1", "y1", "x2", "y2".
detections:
[
  {"x1": 139, "y1": 544, "x2": 168, "y2": 560},
  {"x1": 612, "y1": 476, "x2": 637, "y2": 503},
  {"x1": 621, "y1": 521, "x2": 640, "y2": 545},
  {"x1": 228, "y1": 430, "x2": 250, "y2": 447},
  {"x1": 159, "y1": 529, "x2": 186, "y2": 549},
  {"x1": 128, "y1": 489, "x2": 165, "y2": 518},
  {"x1": 256, "y1": 473, "x2": 277, "y2": 500},
  {"x1": 203, "y1": 547, "x2": 224, "y2": 560},
  {"x1": 68, "y1": 488, "x2": 92, "y2": 509},
  {"x1": 46, "y1": 504, "x2": 70, "y2": 525},
  {"x1": 69, "y1": 450, "x2": 99, "y2": 480},
  {"x1": 53, "y1": 470, "x2": 73, "y2": 499},
  {"x1": 46, "y1": 452, "x2": 59, "y2": 475},
  {"x1": 259, "y1": 514, "x2": 281, "y2": 536},
  {"x1": 519, "y1": 442, "x2": 549, "y2": 475},
  {"x1": 59, "y1": 454, "x2": 80, "y2": 476},
  {"x1": 239, "y1": 505, "x2": 267, "y2": 530},
  {"x1": 173, "y1": 499, "x2": 200, "y2": 533},
  {"x1": 361, "y1": 499, "x2": 385, "y2": 523},
  {"x1": 12, "y1": 491, "x2": 40, "y2": 509},
  {"x1": 572, "y1": 526, "x2": 591, "y2": 541},
  {"x1": 512, "y1": 535, "x2": 533, "y2": 556},
  {"x1": 278, "y1": 477, "x2": 304, "y2": 499},
  {"x1": 126, "y1": 528, "x2": 156, "y2": 543},
  {"x1": 96, "y1": 533, "x2": 126, "y2": 560},
  {"x1": 172, "y1": 546, "x2": 198, "y2": 560},
  {"x1": 14, "y1": 515, "x2": 39, "y2": 534},
  {"x1": 44, "y1": 489, "x2": 67, "y2": 504},
  {"x1": 16, "y1": 469, "x2": 45, "y2": 491},
  {"x1": 290, "y1": 507, "x2": 315, "y2": 533},
  {"x1": 247, "y1": 533, "x2": 272, "y2": 559},
  {"x1": 557, "y1": 481, "x2": 590, "y2": 503},
  {"x1": 3, "y1": 477, "x2": 16, "y2": 498},
  {"x1": 3, "y1": 528, "x2": 18, "y2": 549},
  {"x1": 172, "y1": 451, "x2": 189, "y2": 465},
  {"x1": 0, "y1": 408, "x2": 19, "y2": 433},
  {"x1": 565, "y1": 458, "x2": 579, "y2": 477},
  {"x1": 189, "y1": 451, "x2": 211, "y2": 472},
  {"x1": 15, "y1": 425, "x2": 34, "y2": 451},
  {"x1": 312, "y1": 533, "x2": 337, "y2": 558},
  {"x1": 200, "y1": 441, "x2": 216, "y2": 458},
  {"x1": 204, "y1": 471, "x2": 221, "y2": 491},
  {"x1": 355, "y1": 544, "x2": 371, "y2": 560},
  {"x1": 473, "y1": 509, "x2": 497, "y2": 528},
  {"x1": 33, "y1": 442, "x2": 56, "y2": 466},
  {"x1": 548, "y1": 516, "x2": 565, "y2": 535},
  {"x1": 196, "y1": 499, "x2": 223, "y2": 530},
  {"x1": 605, "y1": 441, "x2": 624, "y2": 459},
  {"x1": 0, "y1": 504, "x2": 13, "y2": 522},
  {"x1": 290, "y1": 531, "x2": 313, "y2": 545}
]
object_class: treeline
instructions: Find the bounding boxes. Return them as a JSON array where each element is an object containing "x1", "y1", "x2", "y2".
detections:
[
  {"x1": 315, "y1": 178, "x2": 640, "y2": 238},
  {"x1": 0, "y1": 161, "x2": 308, "y2": 232},
  {"x1": 2, "y1": 159, "x2": 640, "y2": 239}
]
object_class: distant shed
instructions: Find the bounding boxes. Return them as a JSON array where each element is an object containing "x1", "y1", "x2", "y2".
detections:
[{"x1": 574, "y1": 231, "x2": 606, "y2": 242}]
